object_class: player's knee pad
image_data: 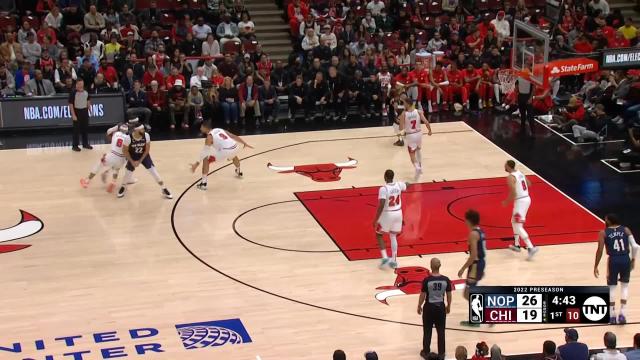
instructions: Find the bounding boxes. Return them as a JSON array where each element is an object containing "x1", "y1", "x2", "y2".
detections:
[
  {"x1": 621, "y1": 282, "x2": 629, "y2": 300},
  {"x1": 609, "y1": 285, "x2": 617, "y2": 301}
]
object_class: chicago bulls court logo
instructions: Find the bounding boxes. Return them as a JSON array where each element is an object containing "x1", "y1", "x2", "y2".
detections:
[
  {"x1": 0, "y1": 210, "x2": 44, "y2": 254},
  {"x1": 267, "y1": 158, "x2": 358, "y2": 182},
  {"x1": 375, "y1": 266, "x2": 466, "y2": 305}
]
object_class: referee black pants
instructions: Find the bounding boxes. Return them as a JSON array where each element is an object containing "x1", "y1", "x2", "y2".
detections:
[
  {"x1": 423, "y1": 304, "x2": 446, "y2": 359},
  {"x1": 517, "y1": 93, "x2": 535, "y2": 136},
  {"x1": 72, "y1": 108, "x2": 90, "y2": 147}
]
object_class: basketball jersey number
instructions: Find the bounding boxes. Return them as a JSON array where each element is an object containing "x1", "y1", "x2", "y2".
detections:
[
  {"x1": 613, "y1": 238, "x2": 626, "y2": 252},
  {"x1": 388, "y1": 195, "x2": 400, "y2": 207},
  {"x1": 134, "y1": 146, "x2": 144, "y2": 154},
  {"x1": 433, "y1": 282, "x2": 442, "y2": 291},
  {"x1": 219, "y1": 132, "x2": 229, "y2": 140},
  {"x1": 116, "y1": 138, "x2": 123, "y2": 147},
  {"x1": 521, "y1": 180, "x2": 527, "y2": 191},
  {"x1": 410, "y1": 120, "x2": 417, "y2": 130}
]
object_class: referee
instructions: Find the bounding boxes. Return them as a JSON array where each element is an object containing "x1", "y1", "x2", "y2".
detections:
[
  {"x1": 417, "y1": 257, "x2": 452, "y2": 360},
  {"x1": 69, "y1": 79, "x2": 93, "y2": 152}
]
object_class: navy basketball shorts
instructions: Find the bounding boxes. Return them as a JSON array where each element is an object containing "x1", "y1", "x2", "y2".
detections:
[
  {"x1": 607, "y1": 256, "x2": 631, "y2": 285},
  {"x1": 466, "y1": 260, "x2": 485, "y2": 285},
  {"x1": 126, "y1": 156, "x2": 154, "y2": 172}
]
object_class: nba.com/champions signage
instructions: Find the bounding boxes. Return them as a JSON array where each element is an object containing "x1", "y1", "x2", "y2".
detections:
[
  {"x1": 0, "y1": 318, "x2": 252, "y2": 359},
  {"x1": 602, "y1": 47, "x2": 640, "y2": 70},
  {"x1": 0, "y1": 93, "x2": 125, "y2": 129}
]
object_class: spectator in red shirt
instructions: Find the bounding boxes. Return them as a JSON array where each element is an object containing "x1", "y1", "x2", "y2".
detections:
[
  {"x1": 288, "y1": 0, "x2": 310, "y2": 37},
  {"x1": 609, "y1": 30, "x2": 630, "y2": 48},
  {"x1": 446, "y1": 62, "x2": 469, "y2": 108},
  {"x1": 552, "y1": 96, "x2": 585, "y2": 131},
  {"x1": 147, "y1": 80, "x2": 166, "y2": 124},
  {"x1": 463, "y1": 63, "x2": 481, "y2": 107},
  {"x1": 97, "y1": 58, "x2": 118, "y2": 87},
  {"x1": 165, "y1": 66, "x2": 186, "y2": 89},
  {"x1": 410, "y1": 62, "x2": 431, "y2": 110},
  {"x1": 465, "y1": 28, "x2": 483, "y2": 51},
  {"x1": 573, "y1": 34, "x2": 594, "y2": 53},
  {"x1": 37, "y1": 22, "x2": 57, "y2": 45},
  {"x1": 143, "y1": 64, "x2": 165, "y2": 90}
]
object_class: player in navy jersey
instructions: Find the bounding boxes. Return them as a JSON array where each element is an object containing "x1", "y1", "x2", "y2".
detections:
[
  {"x1": 116, "y1": 124, "x2": 173, "y2": 199},
  {"x1": 594, "y1": 214, "x2": 638, "y2": 324},
  {"x1": 458, "y1": 209, "x2": 486, "y2": 327}
]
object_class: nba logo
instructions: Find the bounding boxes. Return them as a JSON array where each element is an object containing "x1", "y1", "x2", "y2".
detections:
[{"x1": 470, "y1": 294, "x2": 484, "y2": 323}]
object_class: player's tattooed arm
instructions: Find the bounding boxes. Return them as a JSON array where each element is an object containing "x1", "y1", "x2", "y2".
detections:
[
  {"x1": 501, "y1": 175, "x2": 516, "y2": 206},
  {"x1": 594, "y1": 230, "x2": 605, "y2": 278},
  {"x1": 458, "y1": 231, "x2": 479, "y2": 278},
  {"x1": 227, "y1": 131, "x2": 254, "y2": 149}
]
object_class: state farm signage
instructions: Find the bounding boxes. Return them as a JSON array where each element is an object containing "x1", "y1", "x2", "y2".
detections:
[
  {"x1": 602, "y1": 48, "x2": 640, "y2": 69},
  {"x1": 545, "y1": 57, "x2": 599, "y2": 77}
]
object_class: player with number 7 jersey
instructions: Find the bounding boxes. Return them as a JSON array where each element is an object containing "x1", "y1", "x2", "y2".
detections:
[
  {"x1": 373, "y1": 169, "x2": 409, "y2": 269},
  {"x1": 190, "y1": 121, "x2": 254, "y2": 191}
]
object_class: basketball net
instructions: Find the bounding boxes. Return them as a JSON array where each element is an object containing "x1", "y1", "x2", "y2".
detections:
[{"x1": 497, "y1": 69, "x2": 518, "y2": 94}]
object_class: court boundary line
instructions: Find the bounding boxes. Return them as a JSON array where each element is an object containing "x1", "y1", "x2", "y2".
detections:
[
  {"x1": 534, "y1": 118, "x2": 625, "y2": 146},
  {"x1": 463, "y1": 122, "x2": 605, "y2": 225},
  {"x1": 600, "y1": 158, "x2": 640, "y2": 173},
  {"x1": 172, "y1": 125, "x2": 613, "y2": 334}
]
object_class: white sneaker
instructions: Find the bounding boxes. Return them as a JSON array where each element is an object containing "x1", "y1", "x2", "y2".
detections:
[
  {"x1": 512, "y1": 109, "x2": 520, "y2": 116},
  {"x1": 235, "y1": 168, "x2": 243, "y2": 177},
  {"x1": 379, "y1": 258, "x2": 390, "y2": 269},
  {"x1": 127, "y1": 177, "x2": 139, "y2": 185},
  {"x1": 196, "y1": 182, "x2": 207, "y2": 191},
  {"x1": 508, "y1": 245, "x2": 522, "y2": 252},
  {"x1": 527, "y1": 247, "x2": 539, "y2": 260}
]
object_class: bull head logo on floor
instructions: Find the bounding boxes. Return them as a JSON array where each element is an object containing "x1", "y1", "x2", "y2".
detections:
[
  {"x1": 0, "y1": 210, "x2": 43, "y2": 254},
  {"x1": 375, "y1": 266, "x2": 467, "y2": 305},
  {"x1": 267, "y1": 158, "x2": 358, "y2": 182}
]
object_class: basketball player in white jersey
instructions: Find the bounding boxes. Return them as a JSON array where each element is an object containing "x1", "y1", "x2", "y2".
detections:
[
  {"x1": 373, "y1": 169, "x2": 410, "y2": 269},
  {"x1": 80, "y1": 122, "x2": 129, "y2": 193},
  {"x1": 501, "y1": 160, "x2": 538, "y2": 260},
  {"x1": 190, "y1": 121, "x2": 253, "y2": 190},
  {"x1": 398, "y1": 95, "x2": 432, "y2": 177}
]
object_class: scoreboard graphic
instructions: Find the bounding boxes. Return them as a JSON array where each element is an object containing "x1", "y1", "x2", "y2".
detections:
[{"x1": 469, "y1": 286, "x2": 609, "y2": 324}]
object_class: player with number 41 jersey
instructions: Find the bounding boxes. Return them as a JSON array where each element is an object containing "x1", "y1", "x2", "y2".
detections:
[{"x1": 373, "y1": 169, "x2": 409, "y2": 269}]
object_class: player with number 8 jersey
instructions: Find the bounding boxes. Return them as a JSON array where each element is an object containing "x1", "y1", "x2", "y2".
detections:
[
  {"x1": 191, "y1": 121, "x2": 254, "y2": 190},
  {"x1": 502, "y1": 159, "x2": 538, "y2": 260},
  {"x1": 373, "y1": 169, "x2": 409, "y2": 269}
]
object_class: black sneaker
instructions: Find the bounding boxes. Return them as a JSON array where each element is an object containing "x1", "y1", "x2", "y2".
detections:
[
  {"x1": 162, "y1": 188, "x2": 173, "y2": 199},
  {"x1": 235, "y1": 168, "x2": 243, "y2": 177},
  {"x1": 393, "y1": 139, "x2": 404, "y2": 146},
  {"x1": 83, "y1": 144, "x2": 93, "y2": 150},
  {"x1": 196, "y1": 182, "x2": 207, "y2": 191},
  {"x1": 117, "y1": 186, "x2": 126, "y2": 198},
  {"x1": 72, "y1": 146, "x2": 81, "y2": 152}
]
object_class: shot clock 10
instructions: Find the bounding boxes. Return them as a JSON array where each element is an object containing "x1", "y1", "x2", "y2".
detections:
[{"x1": 468, "y1": 286, "x2": 609, "y2": 324}]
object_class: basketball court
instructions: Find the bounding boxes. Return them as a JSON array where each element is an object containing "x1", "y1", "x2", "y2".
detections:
[{"x1": 1, "y1": 122, "x2": 638, "y2": 359}]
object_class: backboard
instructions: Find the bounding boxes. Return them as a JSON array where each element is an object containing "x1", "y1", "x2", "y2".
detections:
[{"x1": 511, "y1": 20, "x2": 550, "y2": 87}]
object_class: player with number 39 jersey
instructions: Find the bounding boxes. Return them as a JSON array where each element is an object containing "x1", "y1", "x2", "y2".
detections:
[{"x1": 373, "y1": 169, "x2": 409, "y2": 269}]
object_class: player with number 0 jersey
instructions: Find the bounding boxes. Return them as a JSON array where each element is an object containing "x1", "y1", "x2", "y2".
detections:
[
  {"x1": 502, "y1": 159, "x2": 538, "y2": 260},
  {"x1": 191, "y1": 121, "x2": 253, "y2": 190},
  {"x1": 373, "y1": 169, "x2": 409, "y2": 269}
]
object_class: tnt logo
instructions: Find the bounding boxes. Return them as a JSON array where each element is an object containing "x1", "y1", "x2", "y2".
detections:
[
  {"x1": 470, "y1": 294, "x2": 484, "y2": 323},
  {"x1": 175, "y1": 319, "x2": 252, "y2": 350},
  {"x1": 582, "y1": 296, "x2": 608, "y2": 322}
]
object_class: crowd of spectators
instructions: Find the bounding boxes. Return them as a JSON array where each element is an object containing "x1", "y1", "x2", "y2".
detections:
[
  {"x1": 332, "y1": 330, "x2": 640, "y2": 360},
  {"x1": 0, "y1": 0, "x2": 639, "y2": 134}
]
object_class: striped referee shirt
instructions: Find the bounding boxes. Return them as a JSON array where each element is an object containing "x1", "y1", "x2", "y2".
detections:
[{"x1": 421, "y1": 274, "x2": 452, "y2": 308}]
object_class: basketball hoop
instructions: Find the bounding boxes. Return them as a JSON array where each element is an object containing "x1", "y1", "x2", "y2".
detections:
[{"x1": 498, "y1": 69, "x2": 518, "y2": 94}]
